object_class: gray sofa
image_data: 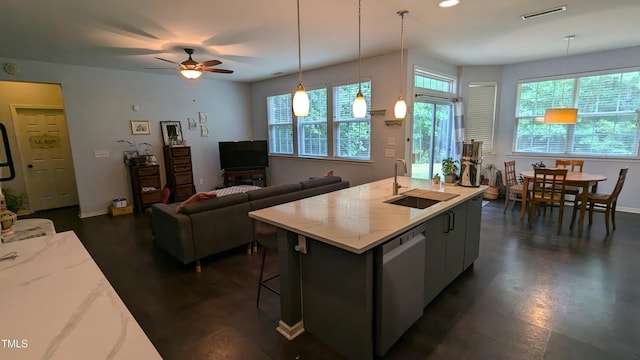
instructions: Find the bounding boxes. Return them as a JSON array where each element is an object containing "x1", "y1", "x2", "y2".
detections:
[{"x1": 150, "y1": 176, "x2": 349, "y2": 271}]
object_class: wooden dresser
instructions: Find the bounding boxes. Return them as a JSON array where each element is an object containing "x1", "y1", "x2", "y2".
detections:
[
  {"x1": 164, "y1": 146, "x2": 195, "y2": 202},
  {"x1": 130, "y1": 164, "x2": 163, "y2": 211}
]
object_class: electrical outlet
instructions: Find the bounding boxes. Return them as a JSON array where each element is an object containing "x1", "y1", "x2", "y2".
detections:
[
  {"x1": 94, "y1": 150, "x2": 110, "y2": 158},
  {"x1": 385, "y1": 148, "x2": 395, "y2": 158},
  {"x1": 199, "y1": 179, "x2": 203, "y2": 185}
]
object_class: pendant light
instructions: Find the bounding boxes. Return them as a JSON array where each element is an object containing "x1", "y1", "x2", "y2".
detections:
[
  {"x1": 544, "y1": 35, "x2": 577, "y2": 124},
  {"x1": 292, "y1": 0, "x2": 309, "y2": 117},
  {"x1": 352, "y1": 0, "x2": 367, "y2": 118},
  {"x1": 394, "y1": 10, "x2": 408, "y2": 120}
]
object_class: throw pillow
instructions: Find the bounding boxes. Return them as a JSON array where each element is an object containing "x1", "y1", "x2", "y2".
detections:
[
  {"x1": 324, "y1": 169, "x2": 334, "y2": 177},
  {"x1": 176, "y1": 191, "x2": 217, "y2": 213}
]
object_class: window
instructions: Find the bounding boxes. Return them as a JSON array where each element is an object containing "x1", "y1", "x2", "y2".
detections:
[
  {"x1": 298, "y1": 88, "x2": 328, "y2": 156},
  {"x1": 333, "y1": 81, "x2": 372, "y2": 160},
  {"x1": 514, "y1": 70, "x2": 640, "y2": 157},
  {"x1": 466, "y1": 82, "x2": 497, "y2": 154},
  {"x1": 267, "y1": 93, "x2": 293, "y2": 154},
  {"x1": 266, "y1": 80, "x2": 372, "y2": 160}
]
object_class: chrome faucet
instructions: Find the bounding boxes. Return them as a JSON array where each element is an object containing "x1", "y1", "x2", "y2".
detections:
[{"x1": 393, "y1": 159, "x2": 407, "y2": 195}]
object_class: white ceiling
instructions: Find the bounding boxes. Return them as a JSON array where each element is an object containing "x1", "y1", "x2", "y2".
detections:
[{"x1": 2, "y1": 0, "x2": 639, "y2": 83}]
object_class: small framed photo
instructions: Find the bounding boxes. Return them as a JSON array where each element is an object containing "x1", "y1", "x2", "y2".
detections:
[
  {"x1": 188, "y1": 117, "x2": 197, "y2": 130},
  {"x1": 160, "y1": 121, "x2": 183, "y2": 146},
  {"x1": 130, "y1": 120, "x2": 150, "y2": 135},
  {"x1": 199, "y1": 112, "x2": 208, "y2": 124},
  {"x1": 201, "y1": 125, "x2": 209, "y2": 137},
  {"x1": 123, "y1": 150, "x2": 139, "y2": 166}
]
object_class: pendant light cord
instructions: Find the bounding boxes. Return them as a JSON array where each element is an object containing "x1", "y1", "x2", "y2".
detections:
[
  {"x1": 297, "y1": 0, "x2": 302, "y2": 84},
  {"x1": 561, "y1": 35, "x2": 574, "y2": 106},
  {"x1": 398, "y1": 11, "x2": 406, "y2": 96},
  {"x1": 358, "y1": 0, "x2": 362, "y2": 92}
]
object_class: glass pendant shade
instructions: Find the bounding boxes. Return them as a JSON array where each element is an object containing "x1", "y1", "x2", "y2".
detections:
[
  {"x1": 394, "y1": 96, "x2": 407, "y2": 119},
  {"x1": 293, "y1": 82, "x2": 309, "y2": 116},
  {"x1": 181, "y1": 69, "x2": 202, "y2": 79},
  {"x1": 544, "y1": 108, "x2": 577, "y2": 124},
  {"x1": 439, "y1": 0, "x2": 460, "y2": 7},
  {"x1": 353, "y1": 92, "x2": 367, "y2": 118}
]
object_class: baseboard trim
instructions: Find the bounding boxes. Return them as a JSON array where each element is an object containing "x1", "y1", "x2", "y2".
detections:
[
  {"x1": 79, "y1": 209, "x2": 108, "y2": 218},
  {"x1": 276, "y1": 320, "x2": 304, "y2": 340}
]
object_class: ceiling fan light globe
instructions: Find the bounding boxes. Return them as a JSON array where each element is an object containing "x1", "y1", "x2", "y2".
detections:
[
  {"x1": 353, "y1": 92, "x2": 367, "y2": 118},
  {"x1": 293, "y1": 83, "x2": 309, "y2": 116},
  {"x1": 181, "y1": 69, "x2": 202, "y2": 79},
  {"x1": 394, "y1": 97, "x2": 407, "y2": 119}
]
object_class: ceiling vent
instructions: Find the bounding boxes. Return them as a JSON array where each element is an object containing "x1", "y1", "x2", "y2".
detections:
[{"x1": 520, "y1": 5, "x2": 567, "y2": 20}]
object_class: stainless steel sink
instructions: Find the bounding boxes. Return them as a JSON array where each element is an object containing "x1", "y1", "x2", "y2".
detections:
[{"x1": 385, "y1": 195, "x2": 440, "y2": 209}]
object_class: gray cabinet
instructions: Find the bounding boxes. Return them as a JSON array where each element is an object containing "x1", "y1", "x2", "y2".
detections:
[
  {"x1": 423, "y1": 196, "x2": 481, "y2": 307},
  {"x1": 464, "y1": 194, "x2": 483, "y2": 269}
]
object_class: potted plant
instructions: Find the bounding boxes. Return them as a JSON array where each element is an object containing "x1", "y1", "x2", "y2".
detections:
[
  {"x1": 441, "y1": 157, "x2": 459, "y2": 183},
  {"x1": 531, "y1": 161, "x2": 546, "y2": 169}
]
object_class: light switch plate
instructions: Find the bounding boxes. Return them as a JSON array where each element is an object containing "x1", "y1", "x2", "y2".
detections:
[{"x1": 94, "y1": 150, "x2": 110, "y2": 158}]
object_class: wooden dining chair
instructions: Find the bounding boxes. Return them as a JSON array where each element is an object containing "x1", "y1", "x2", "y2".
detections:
[
  {"x1": 528, "y1": 167, "x2": 568, "y2": 234},
  {"x1": 570, "y1": 167, "x2": 629, "y2": 235},
  {"x1": 555, "y1": 159, "x2": 584, "y2": 172},
  {"x1": 503, "y1": 160, "x2": 523, "y2": 214},
  {"x1": 554, "y1": 159, "x2": 584, "y2": 208}
]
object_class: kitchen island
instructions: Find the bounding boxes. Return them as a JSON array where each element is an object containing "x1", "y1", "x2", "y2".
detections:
[{"x1": 249, "y1": 176, "x2": 486, "y2": 359}]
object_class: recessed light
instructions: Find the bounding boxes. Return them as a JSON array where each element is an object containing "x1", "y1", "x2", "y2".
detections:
[{"x1": 439, "y1": 0, "x2": 460, "y2": 8}]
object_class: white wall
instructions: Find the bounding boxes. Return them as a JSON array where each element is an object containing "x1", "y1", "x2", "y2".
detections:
[
  {"x1": 250, "y1": 51, "x2": 457, "y2": 186},
  {"x1": 460, "y1": 45, "x2": 640, "y2": 212},
  {"x1": 0, "y1": 57, "x2": 252, "y2": 217}
]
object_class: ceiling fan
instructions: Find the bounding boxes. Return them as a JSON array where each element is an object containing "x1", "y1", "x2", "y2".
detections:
[{"x1": 153, "y1": 48, "x2": 233, "y2": 79}]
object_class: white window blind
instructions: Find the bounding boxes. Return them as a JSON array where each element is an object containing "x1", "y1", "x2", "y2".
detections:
[
  {"x1": 267, "y1": 93, "x2": 293, "y2": 154},
  {"x1": 333, "y1": 81, "x2": 371, "y2": 160},
  {"x1": 514, "y1": 69, "x2": 640, "y2": 157},
  {"x1": 466, "y1": 82, "x2": 497, "y2": 153},
  {"x1": 298, "y1": 88, "x2": 328, "y2": 157}
]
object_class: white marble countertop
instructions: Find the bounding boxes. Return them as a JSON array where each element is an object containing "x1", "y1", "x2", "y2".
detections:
[
  {"x1": 249, "y1": 177, "x2": 487, "y2": 254},
  {"x1": 0, "y1": 231, "x2": 161, "y2": 360}
]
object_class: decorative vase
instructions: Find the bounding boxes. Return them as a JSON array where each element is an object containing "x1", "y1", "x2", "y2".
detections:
[{"x1": 0, "y1": 209, "x2": 17, "y2": 235}]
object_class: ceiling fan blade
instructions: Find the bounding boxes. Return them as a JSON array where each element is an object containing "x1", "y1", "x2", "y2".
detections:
[
  {"x1": 145, "y1": 67, "x2": 176, "y2": 70},
  {"x1": 200, "y1": 59, "x2": 222, "y2": 67},
  {"x1": 155, "y1": 57, "x2": 179, "y2": 65},
  {"x1": 202, "y1": 68, "x2": 234, "y2": 74}
]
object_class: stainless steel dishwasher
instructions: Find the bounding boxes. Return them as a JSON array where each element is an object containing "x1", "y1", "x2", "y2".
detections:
[{"x1": 375, "y1": 224, "x2": 426, "y2": 356}]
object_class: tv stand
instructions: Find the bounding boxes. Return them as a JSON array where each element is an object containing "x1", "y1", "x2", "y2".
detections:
[{"x1": 223, "y1": 168, "x2": 267, "y2": 187}]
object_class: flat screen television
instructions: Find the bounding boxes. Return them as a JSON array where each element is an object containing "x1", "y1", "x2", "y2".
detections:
[{"x1": 218, "y1": 140, "x2": 269, "y2": 171}]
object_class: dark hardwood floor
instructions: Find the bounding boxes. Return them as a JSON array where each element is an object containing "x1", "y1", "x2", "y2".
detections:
[{"x1": 22, "y1": 200, "x2": 640, "y2": 359}]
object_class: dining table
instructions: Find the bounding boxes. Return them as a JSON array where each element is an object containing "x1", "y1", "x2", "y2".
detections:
[{"x1": 519, "y1": 170, "x2": 607, "y2": 232}]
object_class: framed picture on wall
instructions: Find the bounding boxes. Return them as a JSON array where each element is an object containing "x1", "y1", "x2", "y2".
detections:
[
  {"x1": 160, "y1": 121, "x2": 183, "y2": 146},
  {"x1": 130, "y1": 120, "x2": 150, "y2": 135},
  {"x1": 188, "y1": 117, "x2": 197, "y2": 129},
  {"x1": 201, "y1": 125, "x2": 209, "y2": 137}
]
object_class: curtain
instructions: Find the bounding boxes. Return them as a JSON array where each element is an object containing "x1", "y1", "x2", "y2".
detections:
[{"x1": 452, "y1": 100, "x2": 465, "y2": 160}]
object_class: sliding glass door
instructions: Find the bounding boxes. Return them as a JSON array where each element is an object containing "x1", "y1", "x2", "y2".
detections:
[{"x1": 411, "y1": 99, "x2": 453, "y2": 179}]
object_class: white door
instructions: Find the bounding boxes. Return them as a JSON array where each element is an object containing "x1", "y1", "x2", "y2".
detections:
[{"x1": 13, "y1": 106, "x2": 78, "y2": 211}]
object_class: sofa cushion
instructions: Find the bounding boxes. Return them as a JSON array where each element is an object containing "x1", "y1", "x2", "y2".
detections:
[
  {"x1": 300, "y1": 176, "x2": 342, "y2": 189},
  {"x1": 179, "y1": 192, "x2": 248, "y2": 215},
  {"x1": 246, "y1": 183, "x2": 302, "y2": 201}
]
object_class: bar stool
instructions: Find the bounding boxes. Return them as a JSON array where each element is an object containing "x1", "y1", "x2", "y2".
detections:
[{"x1": 254, "y1": 220, "x2": 280, "y2": 308}]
